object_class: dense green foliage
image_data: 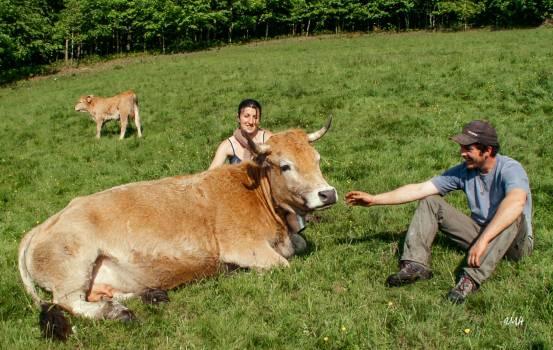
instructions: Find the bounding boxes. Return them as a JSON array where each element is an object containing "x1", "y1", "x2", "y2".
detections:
[
  {"x1": 1, "y1": 28, "x2": 553, "y2": 348},
  {"x1": 1, "y1": 0, "x2": 553, "y2": 83}
]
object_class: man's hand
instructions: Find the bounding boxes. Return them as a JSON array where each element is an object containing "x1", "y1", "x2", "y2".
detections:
[
  {"x1": 468, "y1": 238, "x2": 489, "y2": 267},
  {"x1": 345, "y1": 191, "x2": 376, "y2": 207}
]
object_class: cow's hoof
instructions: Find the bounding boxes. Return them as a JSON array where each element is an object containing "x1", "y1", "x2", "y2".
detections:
[
  {"x1": 141, "y1": 289, "x2": 169, "y2": 304},
  {"x1": 118, "y1": 309, "x2": 136, "y2": 323}
]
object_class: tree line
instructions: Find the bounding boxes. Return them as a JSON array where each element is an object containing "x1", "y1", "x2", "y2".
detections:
[{"x1": 1, "y1": 0, "x2": 552, "y2": 83}]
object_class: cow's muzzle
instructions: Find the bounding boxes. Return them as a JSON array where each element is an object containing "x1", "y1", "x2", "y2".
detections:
[
  {"x1": 304, "y1": 187, "x2": 337, "y2": 211},
  {"x1": 318, "y1": 189, "x2": 337, "y2": 206}
]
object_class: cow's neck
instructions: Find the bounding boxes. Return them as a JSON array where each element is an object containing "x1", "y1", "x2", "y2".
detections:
[{"x1": 253, "y1": 165, "x2": 287, "y2": 230}]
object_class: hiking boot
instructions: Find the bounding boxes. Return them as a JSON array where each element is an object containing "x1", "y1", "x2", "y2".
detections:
[
  {"x1": 385, "y1": 260, "x2": 433, "y2": 287},
  {"x1": 448, "y1": 273, "x2": 479, "y2": 304}
]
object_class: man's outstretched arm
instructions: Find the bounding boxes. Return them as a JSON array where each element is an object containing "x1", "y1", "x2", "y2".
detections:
[{"x1": 345, "y1": 180, "x2": 440, "y2": 207}]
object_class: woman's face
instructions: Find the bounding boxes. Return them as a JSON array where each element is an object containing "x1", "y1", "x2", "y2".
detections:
[{"x1": 237, "y1": 106, "x2": 260, "y2": 135}]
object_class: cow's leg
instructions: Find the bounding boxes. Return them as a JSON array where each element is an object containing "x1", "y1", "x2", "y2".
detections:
[
  {"x1": 56, "y1": 292, "x2": 135, "y2": 321},
  {"x1": 113, "y1": 291, "x2": 139, "y2": 302},
  {"x1": 48, "y1": 253, "x2": 136, "y2": 320},
  {"x1": 274, "y1": 233, "x2": 295, "y2": 259},
  {"x1": 88, "y1": 287, "x2": 163, "y2": 304},
  {"x1": 222, "y1": 241, "x2": 290, "y2": 271},
  {"x1": 87, "y1": 283, "x2": 114, "y2": 302},
  {"x1": 119, "y1": 116, "x2": 128, "y2": 140},
  {"x1": 54, "y1": 269, "x2": 134, "y2": 320},
  {"x1": 88, "y1": 284, "x2": 138, "y2": 303}
]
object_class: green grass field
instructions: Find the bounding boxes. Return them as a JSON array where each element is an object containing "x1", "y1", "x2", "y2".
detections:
[{"x1": 1, "y1": 28, "x2": 552, "y2": 349}]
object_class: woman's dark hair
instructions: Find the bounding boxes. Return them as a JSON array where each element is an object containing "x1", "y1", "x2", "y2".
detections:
[
  {"x1": 237, "y1": 99, "x2": 262, "y2": 118},
  {"x1": 474, "y1": 143, "x2": 500, "y2": 157}
]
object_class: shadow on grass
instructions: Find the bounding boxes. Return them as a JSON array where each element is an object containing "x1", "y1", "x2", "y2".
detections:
[
  {"x1": 100, "y1": 120, "x2": 143, "y2": 139},
  {"x1": 335, "y1": 230, "x2": 406, "y2": 245},
  {"x1": 334, "y1": 229, "x2": 470, "y2": 274}
]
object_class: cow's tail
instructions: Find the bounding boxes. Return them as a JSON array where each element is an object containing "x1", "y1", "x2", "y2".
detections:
[
  {"x1": 18, "y1": 228, "x2": 42, "y2": 306},
  {"x1": 18, "y1": 226, "x2": 72, "y2": 341}
]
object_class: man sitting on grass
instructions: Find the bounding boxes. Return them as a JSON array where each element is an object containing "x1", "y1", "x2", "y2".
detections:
[{"x1": 345, "y1": 120, "x2": 533, "y2": 303}]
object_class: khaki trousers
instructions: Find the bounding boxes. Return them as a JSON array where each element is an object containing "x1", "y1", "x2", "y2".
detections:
[{"x1": 401, "y1": 195, "x2": 533, "y2": 285}]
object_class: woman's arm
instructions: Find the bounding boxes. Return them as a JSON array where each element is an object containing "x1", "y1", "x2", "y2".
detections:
[{"x1": 208, "y1": 140, "x2": 232, "y2": 170}]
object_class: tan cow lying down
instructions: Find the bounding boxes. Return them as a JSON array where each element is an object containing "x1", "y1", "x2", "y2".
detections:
[
  {"x1": 75, "y1": 90, "x2": 142, "y2": 139},
  {"x1": 18, "y1": 120, "x2": 337, "y2": 340}
]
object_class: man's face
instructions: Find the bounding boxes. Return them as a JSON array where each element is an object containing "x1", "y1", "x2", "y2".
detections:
[{"x1": 460, "y1": 144, "x2": 490, "y2": 170}]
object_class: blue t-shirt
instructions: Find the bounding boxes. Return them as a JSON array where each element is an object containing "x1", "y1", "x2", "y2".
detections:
[{"x1": 431, "y1": 154, "x2": 533, "y2": 240}]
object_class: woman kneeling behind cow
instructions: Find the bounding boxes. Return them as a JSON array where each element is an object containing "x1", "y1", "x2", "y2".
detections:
[{"x1": 209, "y1": 99, "x2": 307, "y2": 250}]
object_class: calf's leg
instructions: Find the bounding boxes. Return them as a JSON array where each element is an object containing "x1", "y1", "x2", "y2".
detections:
[
  {"x1": 119, "y1": 115, "x2": 128, "y2": 140},
  {"x1": 133, "y1": 106, "x2": 143, "y2": 138},
  {"x1": 95, "y1": 119, "x2": 103, "y2": 139}
]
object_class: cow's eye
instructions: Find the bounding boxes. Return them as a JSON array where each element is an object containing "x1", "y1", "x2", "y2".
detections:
[{"x1": 280, "y1": 164, "x2": 291, "y2": 172}]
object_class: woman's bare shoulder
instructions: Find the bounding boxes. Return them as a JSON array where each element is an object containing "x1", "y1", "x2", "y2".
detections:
[{"x1": 216, "y1": 137, "x2": 234, "y2": 153}]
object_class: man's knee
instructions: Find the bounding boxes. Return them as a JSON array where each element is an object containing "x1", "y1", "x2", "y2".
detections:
[
  {"x1": 418, "y1": 195, "x2": 444, "y2": 208},
  {"x1": 505, "y1": 216, "x2": 532, "y2": 261}
]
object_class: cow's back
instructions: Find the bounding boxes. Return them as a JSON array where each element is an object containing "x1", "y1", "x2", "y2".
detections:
[{"x1": 91, "y1": 90, "x2": 136, "y2": 117}]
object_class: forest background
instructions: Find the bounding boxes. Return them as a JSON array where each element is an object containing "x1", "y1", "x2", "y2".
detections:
[{"x1": 1, "y1": 0, "x2": 553, "y2": 84}]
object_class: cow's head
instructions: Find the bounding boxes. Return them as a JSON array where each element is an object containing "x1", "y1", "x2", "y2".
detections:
[
  {"x1": 74, "y1": 95, "x2": 94, "y2": 112},
  {"x1": 247, "y1": 118, "x2": 337, "y2": 215}
]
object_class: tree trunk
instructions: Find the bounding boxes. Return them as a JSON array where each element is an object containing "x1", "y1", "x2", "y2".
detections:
[
  {"x1": 70, "y1": 34, "x2": 74, "y2": 62},
  {"x1": 265, "y1": 22, "x2": 269, "y2": 39},
  {"x1": 306, "y1": 19, "x2": 311, "y2": 36},
  {"x1": 64, "y1": 38, "x2": 69, "y2": 64},
  {"x1": 127, "y1": 29, "x2": 131, "y2": 52}
]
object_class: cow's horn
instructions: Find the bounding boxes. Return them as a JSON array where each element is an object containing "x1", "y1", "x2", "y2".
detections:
[
  {"x1": 245, "y1": 132, "x2": 271, "y2": 156},
  {"x1": 307, "y1": 116, "x2": 332, "y2": 142}
]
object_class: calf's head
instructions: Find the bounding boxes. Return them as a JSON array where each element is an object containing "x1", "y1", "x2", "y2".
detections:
[
  {"x1": 248, "y1": 118, "x2": 337, "y2": 214},
  {"x1": 74, "y1": 95, "x2": 94, "y2": 112}
]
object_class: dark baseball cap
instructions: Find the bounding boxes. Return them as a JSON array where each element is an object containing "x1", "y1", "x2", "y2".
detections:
[{"x1": 450, "y1": 120, "x2": 499, "y2": 146}]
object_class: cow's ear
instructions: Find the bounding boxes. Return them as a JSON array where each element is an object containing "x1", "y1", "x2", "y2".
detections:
[
  {"x1": 253, "y1": 151, "x2": 273, "y2": 167},
  {"x1": 86, "y1": 95, "x2": 93, "y2": 103}
]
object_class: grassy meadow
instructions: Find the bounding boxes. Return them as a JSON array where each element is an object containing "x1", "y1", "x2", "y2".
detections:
[{"x1": 1, "y1": 28, "x2": 553, "y2": 349}]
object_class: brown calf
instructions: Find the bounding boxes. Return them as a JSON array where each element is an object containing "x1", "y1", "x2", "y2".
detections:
[{"x1": 75, "y1": 90, "x2": 142, "y2": 139}]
